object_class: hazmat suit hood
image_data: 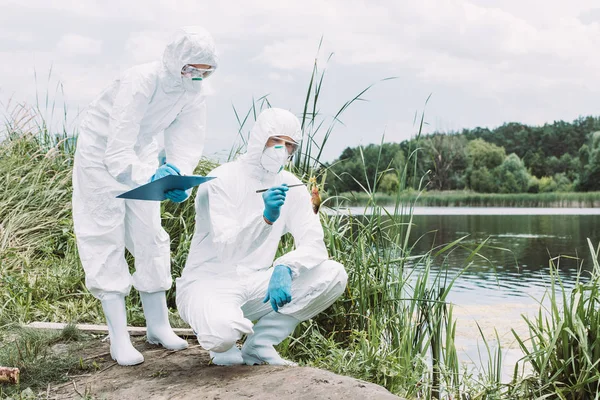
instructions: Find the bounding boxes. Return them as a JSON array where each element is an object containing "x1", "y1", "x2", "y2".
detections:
[
  {"x1": 161, "y1": 26, "x2": 218, "y2": 91},
  {"x1": 239, "y1": 108, "x2": 302, "y2": 175}
]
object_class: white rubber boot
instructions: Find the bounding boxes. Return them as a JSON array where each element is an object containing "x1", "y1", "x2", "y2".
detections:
[
  {"x1": 101, "y1": 294, "x2": 144, "y2": 366},
  {"x1": 241, "y1": 312, "x2": 299, "y2": 366},
  {"x1": 210, "y1": 346, "x2": 244, "y2": 366},
  {"x1": 140, "y1": 291, "x2": 189, "y2": 351}
]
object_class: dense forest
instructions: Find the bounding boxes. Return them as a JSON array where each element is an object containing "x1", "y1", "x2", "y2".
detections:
[{"x1": 323, "y1": 116, "x2": 600, "y2": 194}]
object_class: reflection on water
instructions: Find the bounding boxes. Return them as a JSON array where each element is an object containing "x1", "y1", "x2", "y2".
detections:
[
  {"x1": 329, "y1": 207, "x2": 600, "y2": 303},
  {"x1": 343, "y1": 206, "x2": 600, "y2": 216},
  {"x1": 407, "y1": 211, "x2": 599, "y2": 305}
]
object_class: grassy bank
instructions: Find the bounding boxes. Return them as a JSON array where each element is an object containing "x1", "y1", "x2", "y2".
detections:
[
  {"x1": 330, "y1": 190, "x2": 600, "y2": 207},
  {"x1": 4, "y1": 130, "x2": 600, "y2": 399}
]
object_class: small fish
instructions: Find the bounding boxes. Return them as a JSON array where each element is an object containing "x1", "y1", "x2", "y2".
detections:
[{"x1": 309, "y1": 176, "x2": 321, "y2": 214}]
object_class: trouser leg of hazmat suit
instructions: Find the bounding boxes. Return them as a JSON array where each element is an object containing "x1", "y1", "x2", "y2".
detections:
[
  {"x1": 176, "y1": 260, "x2": 348, "y2": 365},
  {"x1": 72, "y1": 151, "x2": 186, "y2": 366}
]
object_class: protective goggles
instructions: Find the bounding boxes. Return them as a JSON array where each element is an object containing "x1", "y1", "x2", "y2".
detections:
[
  {"x1": 181, "y1": 65, "x2": 215, "y2": 81},
  {"x1": 267, "y1": 136, "x2": 300, "y2": 155}
]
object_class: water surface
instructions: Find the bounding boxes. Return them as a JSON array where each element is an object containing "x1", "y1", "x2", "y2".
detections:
[{"x1": 330, "y1": 207, "x2": 600, "y2": 380}]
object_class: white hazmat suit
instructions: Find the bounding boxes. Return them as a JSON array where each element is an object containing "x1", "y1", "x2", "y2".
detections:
[
  {"x1": 176, "y1": 108, "x2": 348, "y2": 366},
  {"x1": 72, "y1": 26, "x2": 218, "y2": 366}
]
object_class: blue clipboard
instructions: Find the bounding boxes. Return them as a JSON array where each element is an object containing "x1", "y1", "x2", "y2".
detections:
[{"x1": 117, "y1": 175, "x2": 215, "y2": 201}]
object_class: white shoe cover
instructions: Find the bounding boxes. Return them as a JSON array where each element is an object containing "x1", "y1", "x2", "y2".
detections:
[
  {"x1": 210, "y1": 345, "x2": 244, "y2": 366},
  {"x1": 241, "y1": 312, "x2": 299, "y2": 366}
]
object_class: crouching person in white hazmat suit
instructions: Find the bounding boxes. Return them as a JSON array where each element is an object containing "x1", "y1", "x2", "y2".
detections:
[
  {"x1": 176, "y1": 108, "x2": 348, "y2": 366},
  {"x1": 72, "y1": 26, "x2": 218, "y2": 366}
]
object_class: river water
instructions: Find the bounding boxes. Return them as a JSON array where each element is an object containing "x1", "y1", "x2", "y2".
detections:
[{"x1": 330, "y1": 207, "x2": 600, "y2": 381}]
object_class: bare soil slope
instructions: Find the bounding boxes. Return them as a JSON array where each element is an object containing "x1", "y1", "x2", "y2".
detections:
[{"x1": 48, "y1": 338, "x2": 403, "y2": 400}]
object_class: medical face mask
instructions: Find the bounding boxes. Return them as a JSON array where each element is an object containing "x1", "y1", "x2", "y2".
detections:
[
  {"x1": 260, "y1": 145, "x2": 289, "y2": 174},
  {"x1": 181, "y1": 77, "x2": 203, "y2": 93}
]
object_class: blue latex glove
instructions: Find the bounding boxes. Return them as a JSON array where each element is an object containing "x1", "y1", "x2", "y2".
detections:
[
  {"x1": 262, "y1": 184, "x2": 289, "y2": 224},
  {"x1": 150, "y1": 163, "x2": 191, "y2": 203},
  {"x1": 165, "y1": 188, "x2": 191, "y2": 203},
  {"x1": 263, "y1": 265, "x2": 292, "y2": 312},
  {"x1": 151, "y1": 162, "x2": 181, "y2": 182}
]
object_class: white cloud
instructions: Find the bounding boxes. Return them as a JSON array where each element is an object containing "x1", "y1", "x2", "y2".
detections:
[
  {"x1": 248, "y1": 0, "x2": 600, "y2": 100},
  {"x1": 268, "y1": 72, "x2": 294, "y2": 82},
  {"x1": 124, "y1": 31, "x2": 170, "y2": 65},
  {"x1": 256, "y1": 39, "x2": 324, "y2": 71},
  {"x1": 56, "y1": 34, "x2": 102, "y2": 56},
  {"x1": 2, "y1": 0, "x2": 157, "y2": 22},
  {"x1": 0, "y1": 31, "x2": 35, "y2": 43},
  {"x1": 2, "y1": 0, "x2": 600, "y2": 161}
]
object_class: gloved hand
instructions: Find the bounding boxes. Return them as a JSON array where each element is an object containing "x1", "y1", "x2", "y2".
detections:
[
  {"x1": 263, "y1": 265, "x2": 292, "y2": 312},
  {"x1": 151, "y1": 162, "x2": 181, "y2": 182},
  {"x1": 262, "y1": 184, "x2": 289, "y2": 224},
  {"x1": 150, "y1": 163, "x2": 191, "y2": 203},
  {"x1": 165, "y1": 188, "x2": 191, "y2": 203}
]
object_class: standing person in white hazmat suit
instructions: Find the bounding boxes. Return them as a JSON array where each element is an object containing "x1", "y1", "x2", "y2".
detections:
[
  {"x1": 176, "y1": 108, "x2": 348, "y2": 366},
  {"x1": 72, "y1": 26, "x2": 218, "y2": 366}
]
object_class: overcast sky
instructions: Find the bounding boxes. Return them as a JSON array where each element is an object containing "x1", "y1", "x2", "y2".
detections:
[{"x1": 1, "y1": 0, "x2": 600, "y2": 162}]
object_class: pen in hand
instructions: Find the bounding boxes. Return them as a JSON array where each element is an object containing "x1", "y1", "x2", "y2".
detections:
[{"x1": 256, "y1": 183, "x2": 305, "y2": 193}]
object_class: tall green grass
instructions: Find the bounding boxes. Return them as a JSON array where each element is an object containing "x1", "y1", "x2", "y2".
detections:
[
  {"x1": 283, "y1": 202, "x2": 475, "y2": 398},
  {"x1": 511, "y1": 241, "x2": 600, "y2": 399}
]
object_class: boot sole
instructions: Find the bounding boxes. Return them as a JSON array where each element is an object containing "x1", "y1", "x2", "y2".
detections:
[
  {"x1": 110, "y1": 350, "x2": 144, "y2": 366},
  {"x1": 241, "y1": 352, "x2": 297, "y2": 367},
  {"x1": 241, "y1": 352, "x2": 264, "y2": 366},
  {"x1": 147, "y1": 337, "x2": 189, "y2": 351}
]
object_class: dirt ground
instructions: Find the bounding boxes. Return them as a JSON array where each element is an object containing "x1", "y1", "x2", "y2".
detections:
[{"x1": 47, "y1": 337, "x2": 403, "y2": 400}]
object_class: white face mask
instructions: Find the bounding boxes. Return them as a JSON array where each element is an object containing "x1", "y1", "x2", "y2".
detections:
[
  {"x1": 182, "y1": 77, "x2": 203, "y2": 93},
  {"x1": 260, "y1": 145, "x2": 289, "y2": 174}
]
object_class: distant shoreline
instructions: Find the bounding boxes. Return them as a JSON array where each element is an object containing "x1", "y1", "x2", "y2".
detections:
[
  {"x1": 324, "y1": 191, "x2": 600, "y2": 208},
  {"x1": 326, "y1": 206, "x2": 600, "y2": 216}
]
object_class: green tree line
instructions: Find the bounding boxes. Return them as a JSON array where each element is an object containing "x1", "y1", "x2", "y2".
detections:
[{"x1": 324, "y1": 116, "x2": 600, "y2": 194}]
